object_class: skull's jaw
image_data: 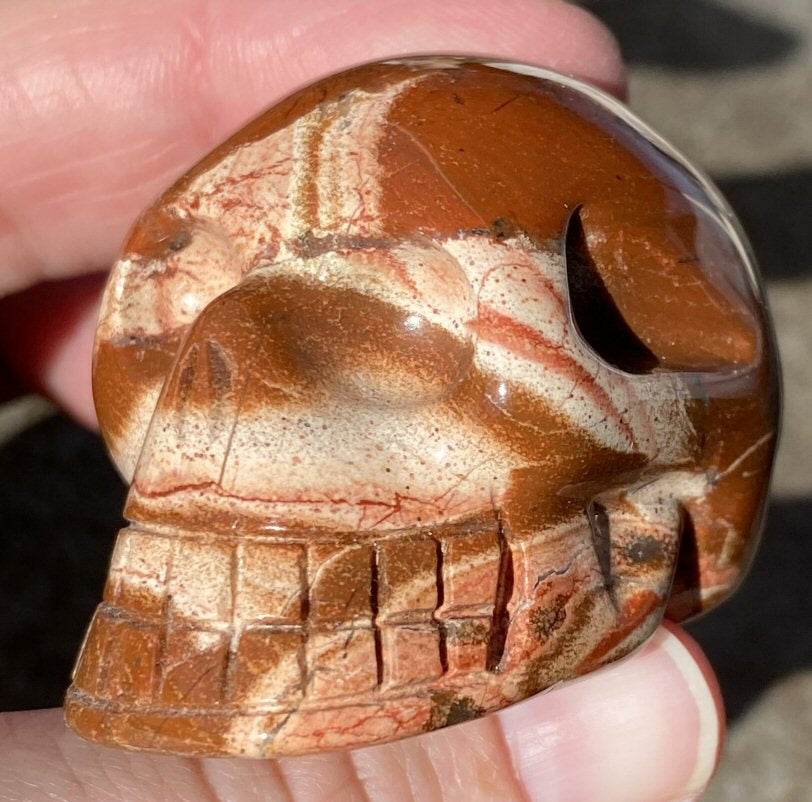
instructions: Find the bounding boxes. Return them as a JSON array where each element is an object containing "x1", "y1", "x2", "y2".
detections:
[{"x1": 66, "y1": 502, "x2": 681, "y2": 757}]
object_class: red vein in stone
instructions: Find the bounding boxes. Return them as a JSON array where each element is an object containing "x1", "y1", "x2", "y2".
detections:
[
  {"x1": 136, "y1": 481, "x2": 445, "y2": 517},
  {"x1": 471, "y1": 305, "x2": 637, "y2": 448}
]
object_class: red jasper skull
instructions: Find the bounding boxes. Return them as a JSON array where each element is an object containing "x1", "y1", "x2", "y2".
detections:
[{"x1": 67, "y1": 58, "x2": 778, "y2": 757}]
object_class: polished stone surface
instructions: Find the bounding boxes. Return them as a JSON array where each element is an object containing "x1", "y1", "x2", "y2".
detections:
[{"x1": 62, "y1": 58, "x2": 778, "y2": 757}]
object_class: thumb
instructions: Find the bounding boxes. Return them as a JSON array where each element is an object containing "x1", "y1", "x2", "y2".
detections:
[{"x1": 495, "y1": 622, "x2": 723, "y2": 802}]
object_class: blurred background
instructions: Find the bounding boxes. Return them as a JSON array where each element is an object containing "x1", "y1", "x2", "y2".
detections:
[
  {"x1": 578, "y1": 1, "x2": 811, "y2": 799},
  {"x1": 1, "y1": 1, "x2": 809, "y2": 799}
]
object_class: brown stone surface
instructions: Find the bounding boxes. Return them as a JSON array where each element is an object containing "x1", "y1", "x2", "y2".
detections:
[{"x1": 65, "y1": 58, "x2": 778, "y2": 757}]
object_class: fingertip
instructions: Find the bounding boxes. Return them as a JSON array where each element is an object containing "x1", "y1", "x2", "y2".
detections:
[
  {"x1": 0, "y1": 274, "x2": 101, "y2": 428},
  {"x1": 42, "y1": 289, "x2": 99, "y2": 429},
  {"x1": 531, "y1": 0, "x2": 627, "y2": 98},
  {"x1": 661, "y1": 620, "x2": 727, "y2": 786},
  {"x1": 498, "y1": 625, "x2": 723, "y2": 802},
  {"x1": 327, "y1": 0, "x2": 628, "y2": 98}
]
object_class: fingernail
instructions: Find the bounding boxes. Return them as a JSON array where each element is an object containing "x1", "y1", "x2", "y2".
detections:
[{"x1": 498, "y1": 626, "x2": 723, "y2": 802}]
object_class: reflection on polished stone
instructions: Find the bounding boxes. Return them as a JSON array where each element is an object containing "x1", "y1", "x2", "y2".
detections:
[{"x1": 65, "y1": 58, "x2": 779, "y2": 757}]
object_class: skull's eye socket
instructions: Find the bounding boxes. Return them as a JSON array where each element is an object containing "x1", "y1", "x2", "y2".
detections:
[{"x1": 564, "y1": 207, "x2": 660, "y2": 374}]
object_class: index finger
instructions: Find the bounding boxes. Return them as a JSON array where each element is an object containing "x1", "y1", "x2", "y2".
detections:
[
  {"x1": 0, "y1": 0, "x2": 624, "y2": 297},
  {"x1": 0, "y1": 0, "x2": 623, "y2": 423}
]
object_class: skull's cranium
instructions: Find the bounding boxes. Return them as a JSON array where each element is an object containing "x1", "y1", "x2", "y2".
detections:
[{"x1": 66, "y1": 59, "x2": 778, "y2": 757}]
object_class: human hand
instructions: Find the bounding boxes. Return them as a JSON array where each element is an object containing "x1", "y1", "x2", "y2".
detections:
[{"x1": 0, "y1": 2, "x2": 722, "y2": 799}]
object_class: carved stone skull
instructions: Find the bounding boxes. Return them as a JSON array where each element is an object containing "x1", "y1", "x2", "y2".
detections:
[{"x1": 67, "y1": 59, "x2": 778, "y2": 757}]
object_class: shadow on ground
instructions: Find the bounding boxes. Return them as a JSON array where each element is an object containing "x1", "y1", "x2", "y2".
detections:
[
  {"x1": 686, "y1": 497, "x2": 812, "y2": 721},
  {"x1": 0, "y1": 416, "x2": 124, "y2": 711},
  {"x1": 716, "y1": 170, "x2": 812, "y2": 280},
  {"x1": 0, "y1": 416, "x2": 808, "y2": 720},
  {"x1": 582, "y1": 0, "x2": 801, "y2": 70}
]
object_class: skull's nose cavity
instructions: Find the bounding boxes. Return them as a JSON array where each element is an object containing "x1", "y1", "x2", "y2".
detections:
[{"x1": 564, "y1": 207, "x2": 660, "y2": 374}]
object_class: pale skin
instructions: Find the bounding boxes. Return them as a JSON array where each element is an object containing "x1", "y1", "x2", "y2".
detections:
[{"x1": 0, "y1": 1, "x2": 724, "y2": 799}]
